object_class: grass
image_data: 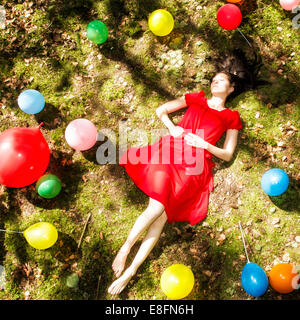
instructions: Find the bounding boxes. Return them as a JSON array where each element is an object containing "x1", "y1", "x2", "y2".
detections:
[{"x1": 0, "y1": 0, "x2": 299, "y2": 301}]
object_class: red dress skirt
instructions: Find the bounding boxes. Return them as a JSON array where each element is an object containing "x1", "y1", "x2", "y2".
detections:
[{"x1": 119, "y1": 90, "x2": 243, "y2": 225}]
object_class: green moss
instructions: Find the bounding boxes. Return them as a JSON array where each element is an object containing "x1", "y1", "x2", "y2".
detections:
[{"x1": 98, "y1": 79, "x2": 125, "y2": 101}]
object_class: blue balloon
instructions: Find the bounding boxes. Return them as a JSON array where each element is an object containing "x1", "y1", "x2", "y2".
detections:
[
  {"x1": 18, "y1": 89, "x2": 45, "y2": 114},
  {"x1": 261, "y1": 168, "x2": 289, "y2": 196},
  {"x1": 241, "y1": 262, "x2": 268, "y2": 297}
]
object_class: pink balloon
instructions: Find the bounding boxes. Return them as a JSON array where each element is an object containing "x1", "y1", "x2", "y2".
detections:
[
  {"x1": 279, "y1": 0, "x2": 299, "y2": 10},
  {"x1": 65, "y1": 119, "x2": 98, "y2": 151}
]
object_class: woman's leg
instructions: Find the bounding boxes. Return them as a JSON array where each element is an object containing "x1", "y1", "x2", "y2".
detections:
[
  {"x1": 112, "y1": 197, "x2": 165, "y2": 277},
  {"x1": 108, "y1": 211, "x2": 168, "y2": 295}
]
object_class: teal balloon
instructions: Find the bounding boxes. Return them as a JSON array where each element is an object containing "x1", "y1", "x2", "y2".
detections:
[
  {"x1": 18, "y1": 89, "x2": 45, "y2": 114},
  {"x1": 261, "y1": 168, "x2": 289, "y2": 196},
  {"x1": 241, "y1": 262, "x2": 268, "y2": 297},
  {"x1": 86, "y1": 20, "x2": 108, "y2": 44},
  {"x1": 36, "y1": 174, "x2": 62, "y2": 199}
]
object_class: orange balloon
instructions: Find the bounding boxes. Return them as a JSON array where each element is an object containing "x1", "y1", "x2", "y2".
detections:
[
  {"x1": 269, "y1": 263, "x2": 299, "y2": 294},
  {"x1": 227, "y1": 0, "x2": 243, "y2": 3}
]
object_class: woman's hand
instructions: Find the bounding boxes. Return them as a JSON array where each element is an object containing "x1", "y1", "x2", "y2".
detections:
[
  {"x1": 169, "y1": 126, "x2": 185, "y2": 138},
  {"x1": 184, "y1": 133, "x2": 209, "y2": 149}
]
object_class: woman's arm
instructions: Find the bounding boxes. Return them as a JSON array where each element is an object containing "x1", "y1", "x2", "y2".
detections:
[
  {"x1": 206, "y1": 129, "x2": 239, "y2": 162},
  {"x1": 155, "y1": 96, "x2": 187, "y2": 131},
  {"x1": 185, "y1": 128, "x2": 239, "y2": 162}
]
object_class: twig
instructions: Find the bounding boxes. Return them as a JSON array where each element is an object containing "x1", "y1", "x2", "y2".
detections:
[
  {"x1": 77, "y1": 213, "x2": 92, "y2": 249},
  {"x1": 95, "y1": 274, "x2": 102, "y2": 300}
]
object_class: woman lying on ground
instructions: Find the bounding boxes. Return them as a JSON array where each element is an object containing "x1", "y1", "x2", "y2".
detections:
[{"x1": 108, "y1": 48, "x2": 267, "y2": 295}]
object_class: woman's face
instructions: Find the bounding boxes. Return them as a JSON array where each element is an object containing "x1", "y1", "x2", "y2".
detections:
[{"x1": 210, "y1": 73, "x2": 234, "y2": 97}]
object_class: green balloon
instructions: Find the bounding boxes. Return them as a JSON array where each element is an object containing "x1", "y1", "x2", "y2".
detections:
[
  {"x1": 36, "y1": 174, "x2": 62, "y2": 199},
  {"x1": 86, "y1": 20, "x2": 108, "y2": 44}
]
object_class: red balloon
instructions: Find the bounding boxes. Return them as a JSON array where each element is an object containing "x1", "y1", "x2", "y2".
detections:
[
  {"x1": 217, "y1": 4, "x2": 242, "y2": 30},
  {"x1": 0, "y1": 126, "x2": 50, "y2": 188}
]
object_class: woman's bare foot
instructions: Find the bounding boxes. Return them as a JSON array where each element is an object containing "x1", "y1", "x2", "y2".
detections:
[
  {"x1": 108, "y1": 267, "x2": 135, "y2": 295},
  {"x1": 112, "y1": 245, "x2": 130, "y2": 278}
]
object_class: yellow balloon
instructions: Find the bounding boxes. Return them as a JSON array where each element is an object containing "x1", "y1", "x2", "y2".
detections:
[
  {"x1": 148, "y1": 9, "x2": 174, "y2": 36},
  {"x1": 160, "y1": 264, "x2": 195, "y2": 299},
  {"x1": 24, "y1": 222, "x2": 58, "y2": 250}
]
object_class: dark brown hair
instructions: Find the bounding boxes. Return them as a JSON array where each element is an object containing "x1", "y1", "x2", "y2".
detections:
[{"x1": 212, "y1": 49, "x2": 269, "y2": 101}]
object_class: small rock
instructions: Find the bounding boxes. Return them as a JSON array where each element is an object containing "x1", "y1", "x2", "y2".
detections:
[
  {"x1": 295, "y1": 236, "x2": 300, "y2": 243},
  {"x1": 270, "y1": 207, "x2": 276, "y2": 213}
]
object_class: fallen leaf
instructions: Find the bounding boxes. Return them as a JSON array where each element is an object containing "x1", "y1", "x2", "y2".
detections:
[
  {"x1": 218, "y1": 234, "x2": 226, "y2": 242},
  {"x1": 172, "y1": 227, "x2": 181, "y2": 235},
  {"x1": 93, "y1": 252, "x2": 100, "y2": 259},
  {"x1": 202, "y1": 270, "x2": 212, "y2": 277},
  {"x1": 239, "y1": 254, "x2": 246, "y2": 261},
  {"x1": 271, "y1": 217, "x2": 280, "y2": 225},
  {"x1": 82, "y1": 175, "x2": 88, "y2": 182}
]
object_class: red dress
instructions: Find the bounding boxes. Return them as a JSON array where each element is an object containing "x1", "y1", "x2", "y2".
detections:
[{"x1": 119, "y1": 90, "x2": 243, "y2": 225}]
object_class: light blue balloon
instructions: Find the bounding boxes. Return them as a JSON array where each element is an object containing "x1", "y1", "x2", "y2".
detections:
[
  {"x1": 261, "y1": 168, "x2": 289, "y2": 196},
  {"x1": 241, "y1": 262, "x2": 268, "y2": 297},
  {"x1": 18, "y1": 89, "x2": 45, "y2": 114}
]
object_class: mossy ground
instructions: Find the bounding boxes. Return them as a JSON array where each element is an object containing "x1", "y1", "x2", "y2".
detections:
[{"x1": 0, "y1": 0, "x2": 299, "y2": 300}]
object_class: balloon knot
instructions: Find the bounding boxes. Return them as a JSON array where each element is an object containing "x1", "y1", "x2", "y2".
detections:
[{"x1": 38, "y1": 122, "x2": 44, "y2": 129}]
